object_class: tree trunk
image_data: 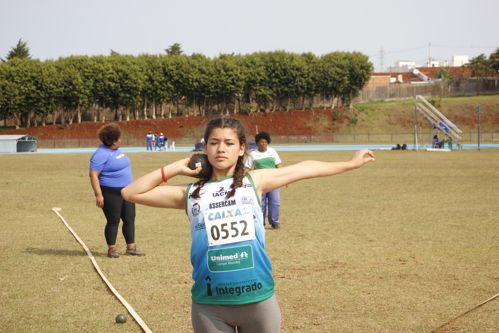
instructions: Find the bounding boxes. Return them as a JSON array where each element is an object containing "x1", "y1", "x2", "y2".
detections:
[
  {"x1": 26, "y1": 111, "x2": 32, "y2": 128},
  {"x1": 143, "y1": 96, "x2": 148, "y2": 120},
  {"x1": 117, "y1": 107, "x2": 123, "y2": 122},
  {"x1": 93, "y1": 104, "x2": 98, "y2": 123},
  {"x1": 68, "y1": 110, "x2": 74, "y2": 125},
  {"x1": 152, "y1": 99, "x2": 157, "y2": 119},
  {"x1": 77, "y1": 106, "x2": 82, "y2": 123},
  {"x1": 14, "y1": 113, "x2": 21, "y2": 129},
  {"x1": 61, "y1": 108, "x2": 66, "y2": 126},
  {"x1": 125, "y1": 107, "x2": 130, "y2": 121},
  {"x1": 202, "y1": 98, "x2": 207, "y2": 117},
  {"x1": 160, "y1": 103, "x2": 165, "y2": 118},
  {"x1": 41, "y1": 114, "x2": 46, "y2": 127}
]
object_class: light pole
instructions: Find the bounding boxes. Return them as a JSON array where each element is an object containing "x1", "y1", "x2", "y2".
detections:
[{"x1": 476, "y1": 104, "x2": 481, "y2": 151}]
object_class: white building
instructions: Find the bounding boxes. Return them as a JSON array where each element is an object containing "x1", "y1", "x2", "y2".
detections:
[
  {"x1": 427, "y1": 60, "x2": 441, "y2": 67},
  {"x1": 451, "y1": 55, "x2": 470, "y2": 67},
  {"x1": 389, "y1": 60, "x2": 417, "y2": 72}
]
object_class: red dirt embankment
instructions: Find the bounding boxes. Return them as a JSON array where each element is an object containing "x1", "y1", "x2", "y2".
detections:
[{"x1": 1, "y1": 110, "x2": 338, "y2": 142}]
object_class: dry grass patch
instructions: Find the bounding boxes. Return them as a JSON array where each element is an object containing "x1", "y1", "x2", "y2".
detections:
[{"x1": 0, "y1": 150, "x2": 497, "y2": 332}]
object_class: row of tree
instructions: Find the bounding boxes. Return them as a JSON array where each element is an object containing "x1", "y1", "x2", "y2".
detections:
[{"x1": 0, "y1": 41, "x2": 373, "y2": 128}]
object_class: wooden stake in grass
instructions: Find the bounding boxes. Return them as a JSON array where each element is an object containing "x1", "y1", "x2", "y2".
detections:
[{"x1": 51, "y1": 207, "x2": 153, "y2": 333}]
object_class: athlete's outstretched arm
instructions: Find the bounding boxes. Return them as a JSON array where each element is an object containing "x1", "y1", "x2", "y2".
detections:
[
  {"x1": 250, "y1": 149, "x2": 375, "y2": 194},
  {"x1": 122, "y1": 158, "x2": 200, "y2": 209}
]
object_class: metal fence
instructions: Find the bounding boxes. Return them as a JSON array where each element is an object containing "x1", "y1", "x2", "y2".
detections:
[
  {"x1": 37, "y1": 132, "x2": 499, "y2": 148},
  {"x1": 354, "y1": 78, "x2": 499, "y2": 102}
]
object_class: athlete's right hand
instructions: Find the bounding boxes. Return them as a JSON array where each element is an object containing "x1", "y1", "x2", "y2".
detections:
[{"x1": 175, "y1": 157, "x2": 202, "y2": 178}]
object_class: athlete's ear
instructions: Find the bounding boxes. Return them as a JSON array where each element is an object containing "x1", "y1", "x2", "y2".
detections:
[{"x1": 239, "y1": 143, "x2": 246, "y2": 156}]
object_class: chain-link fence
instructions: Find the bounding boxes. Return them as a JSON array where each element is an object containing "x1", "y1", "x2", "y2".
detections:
[
  {"x1": 37, "y1": 132, "x2": 499, "y2": 148},
  {"x1": 354, "y1": 78, "x2": 499, "y2": 102}
]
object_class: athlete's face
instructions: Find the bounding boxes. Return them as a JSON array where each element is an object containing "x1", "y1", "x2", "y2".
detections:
[
  {"x1": 257, "y1": 138, "x2": 268, "y2": 152},
  {"x1": 205, "y1": 127, "x2": 245, "y2": 177}
]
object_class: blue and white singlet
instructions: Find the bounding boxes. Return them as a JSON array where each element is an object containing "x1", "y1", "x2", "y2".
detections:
[{"x1": 185, "y1": 174, "x2": 275, "y2": 305}]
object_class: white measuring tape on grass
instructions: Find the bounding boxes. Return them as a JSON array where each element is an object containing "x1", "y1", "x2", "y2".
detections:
[
  {"x1": 52, "y1": 207, "x2": 153, "y2": 333},
  {"x1": 430, "y1": 291, "x2": 499, "y2": 332}
]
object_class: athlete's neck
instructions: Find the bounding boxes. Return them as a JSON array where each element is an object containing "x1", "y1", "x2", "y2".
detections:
[{"x1": 211, "y1": 168, "x2": 236, "y2": 180}]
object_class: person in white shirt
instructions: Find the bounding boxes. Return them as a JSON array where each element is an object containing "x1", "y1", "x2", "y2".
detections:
[{"x1": 245, "y1": 132, "x2": 283, "y2": 229}]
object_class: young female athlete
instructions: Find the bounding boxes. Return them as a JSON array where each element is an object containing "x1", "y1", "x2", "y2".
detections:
[{"x1": 121, "y1": 117, "x2": 374, "y2": 333}]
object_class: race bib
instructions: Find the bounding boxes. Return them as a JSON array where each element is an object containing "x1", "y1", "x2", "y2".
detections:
[{"x1": 204, "y1": 204, "x2": 255, "y2": 246}]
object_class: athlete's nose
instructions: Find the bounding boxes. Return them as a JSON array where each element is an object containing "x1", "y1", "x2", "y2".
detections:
[{"x1": 217, "y1": 143, "x2": 226, "y2": 153}]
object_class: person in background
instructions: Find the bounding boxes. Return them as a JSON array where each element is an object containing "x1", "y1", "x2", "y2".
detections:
[
  {"x1": 146, "y1": 131, "x2": 154, "y2": 151},
  {"x1": 157, "y1": 133, "x2": 165, "y2": 151},
  {"x1": 89, "y1": 123, "x2": 145, "y2": 258},
  {"x1": 153, "y1": 132, "x2": 158, "y2": 151},
  {"x1": 245, "y1": 131, "x2": 283, "y2": 229},
  {"x1": 432, "y1": 134, "x2": 443, "y2": 148}
]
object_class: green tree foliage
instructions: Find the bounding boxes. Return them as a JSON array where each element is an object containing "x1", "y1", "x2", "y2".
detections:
[
  {"x1": 108, "y1": 55, "x2": 145, "y2": 121},
  {"x1": 239, "y1": 53, "x2": 272, "y2": 112},
  {"x1": 489, "y1": 47, "x2": 499, "y2": 73},
  {"x1": 0, "y1": 50, "x2": 375, "y2": 127},
  {"x1": 188, "y1": 54, "x2": 215, "y2": 116},
  {"x1": 165, "y1": 43, "x2": 183, "y2": 56},
  {"x1": 0, "y1": 60, "x2": 26, "y2": 127},
  {"x1": 6, "y1": 39, "x2": 31, "y2": 60},
  {"x1": 467, "y1": 54, "x2": 494, "y2": 77},
  {"x1": 212, "y1": 54, "x2": 244, "y2": 113},
  {"x1": 139, "y1": 55, "x2": 171, "y2": 119},
  {"x1": 342, "y1": 52, "x2": 373, "y2": 105},
  {"x1": 55, "y1": 56, "x2": 93, "y2": 124}
]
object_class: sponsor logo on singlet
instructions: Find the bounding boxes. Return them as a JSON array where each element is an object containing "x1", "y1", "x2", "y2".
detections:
[
  {"x1": 209, "y1": 199, "x2": 236, "y2": 209},
  {"x1": 192, "y1": 203, "x2": 200, "y2": 216},
  {"x1": 208, "y1": 245, "x2": 254, "y2": 272},
  {"x1": 240, "y1": 196, "x2": 254, "y2": 206},
  {"x1": 214, "y1": 279, "x2": 263, "y2": 297},
  {"x1": 213, "y1": 186, "x2": 229, "y2": 198}
]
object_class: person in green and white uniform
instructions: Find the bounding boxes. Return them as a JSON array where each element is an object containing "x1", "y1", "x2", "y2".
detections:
[{"x1": 245, "y1": 132, "x2": 283, "y2": 229}]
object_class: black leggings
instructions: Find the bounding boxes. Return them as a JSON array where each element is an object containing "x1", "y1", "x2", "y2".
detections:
[{"x1": 101, "y1": 186, "x2": 136, "y2": 246}]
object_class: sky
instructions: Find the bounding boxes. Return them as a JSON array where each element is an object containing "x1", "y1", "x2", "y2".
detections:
[{"x1": 1, "y1": 0, "x2": 498, "y2": 72}]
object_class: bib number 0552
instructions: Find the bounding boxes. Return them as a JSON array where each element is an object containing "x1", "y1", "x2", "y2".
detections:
[{"x1": 204, "y1": 205, "x2": 255, "y2": 246}]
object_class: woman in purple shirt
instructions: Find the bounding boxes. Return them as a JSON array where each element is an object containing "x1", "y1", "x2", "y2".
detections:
[{"x1": 89, "y1": 123, "x2": 144, "y2": 258}]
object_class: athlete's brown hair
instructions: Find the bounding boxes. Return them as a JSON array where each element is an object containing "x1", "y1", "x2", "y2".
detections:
[{"x1": 191, "y1": 117, "x2": 247, "y2": 199}]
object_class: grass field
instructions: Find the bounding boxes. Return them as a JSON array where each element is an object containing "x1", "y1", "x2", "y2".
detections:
[{"x1": 0, "y1": 150, "x2": 498, "y2": 332}]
